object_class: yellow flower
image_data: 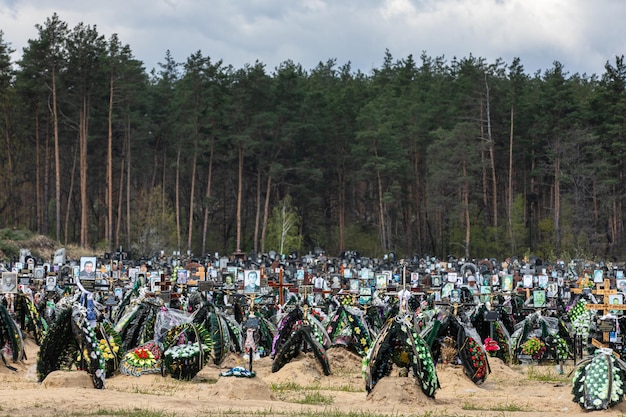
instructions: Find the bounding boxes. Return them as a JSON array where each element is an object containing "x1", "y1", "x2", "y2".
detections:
[{"x1": 354, "y1": 327, "x2": 361, "y2": 335}]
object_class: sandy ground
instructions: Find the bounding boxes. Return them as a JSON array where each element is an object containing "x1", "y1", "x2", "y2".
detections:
[{"x1": 0, "y1": 339, "x2": 624, "y2": 417}]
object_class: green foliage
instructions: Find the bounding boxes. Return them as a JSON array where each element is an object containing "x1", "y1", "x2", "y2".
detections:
[
  {"x1": 266, "y1": 195, "x2": 303, "y2": 255},
  {"x1": 0, "y1": 239, "x2": 19, "y2": 260},
  {"x1": 129, "y1": 186, "x2": 177, "y2": 256},
  {"x1": 537, "y1": 217, "x2": 555, "y2": 260},
  {"x1": 7, "y1": 21, "x2": 626, "y2": 259},
  {"x1": 0, "y1": 228, "x2": 34, "y2": 241},
  {"x1": 0, "y1": 228, "x2": 35, "y2": 260},
  {"x1": 343, "y1": 224, "x2": 383, "y2": 256},
  {"x1": 294, "y1": 391, "x2": 334, "y2": 405}
]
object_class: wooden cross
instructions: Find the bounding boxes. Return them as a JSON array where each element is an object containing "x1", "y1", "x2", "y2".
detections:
[
  {"x1": 571, "y1": 274, "x2": 594, "y2": 296},
  {"x1": 584, "y1": 278, "x2": 626, "y2": 343},
  {"x1": 268, "y1": 268, "x2": 293, "y2": 305},
  {"x1": 157, "y1": 275, "x2": 171, "y2": 293},
  {"x1": 300, "y1": 285, "x2": 314, "y2": 302}
]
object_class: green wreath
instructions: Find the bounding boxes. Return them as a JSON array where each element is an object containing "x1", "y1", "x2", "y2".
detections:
[{"x1": 163, "y1": 323, "x2": 213, "y2": 380}]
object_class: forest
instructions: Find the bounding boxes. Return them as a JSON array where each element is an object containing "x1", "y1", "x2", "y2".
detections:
[{"x1": 1, "y1": 13, "x2": 626, "y2": 262}]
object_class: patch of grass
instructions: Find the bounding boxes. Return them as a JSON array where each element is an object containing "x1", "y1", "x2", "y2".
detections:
[
  {"x1": 53, "y1": 409, "x2": 178, "y2": 417},
  {"x1": 526, "y1": 365, "x2": 570, "y2": 383},
  {"x1": 294, "y1": 391, "x2": 334, "y2": 405},
  {"x1": 269, "y1": 381, "x2": 302, "y2": 392},
  {"x1": 197, "y1": 410, "x2": 475, "y2": 417},
  {"x1": 462, "y1": 401, "x2": 531, "y2": 412},
  {"x1": 269, "y1": 382, "x2": 364, "y2": 393}
]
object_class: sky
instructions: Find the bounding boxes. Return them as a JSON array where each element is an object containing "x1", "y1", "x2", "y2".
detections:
[{"x1": 0, "y1": 0, "x2": 624, "y2": 77}]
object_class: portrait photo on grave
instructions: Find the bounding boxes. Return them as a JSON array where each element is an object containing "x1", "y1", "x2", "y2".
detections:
[
  {"x1": 244, "y1": 270, "x2": 260, "y2": 293},
  {"x1": 359, "y1": 287, "x2": 372, "y2": 305},
  {"x1": 618, "y1": 279, "x2": 626, "y2": 293},
  {"x1": 502, "y1": 275, "x2": 513, "y2": 291},
  {"x1": 523, "y1": 274, "x2": 533, "y2": 288},
  {"x1": 79, "y1": 257, "x2": 97, "y2": 279},
  {"x1": 491, "y1": 274, "x2": 500, "y2": 287},
  {"x1": 442, "y1": 282, "x2": 454, "y2": 299},
  {"x1": 382, "y1": 270, "x2": 392, "y2": 285},
  {"x1": 46, "y1": 275, "x2": 56, "y2": 291},
  {"x1": 480, "y1": 285, "x2": 491, "y2": 303},
  {"x1": 349, "y1": 278, "x2": 360, "y2": 293},
  {"x1": 149, "y1": 271, "x2": 160, "y2": 292},
  {"x1": 375, "y1": 274, "x2": 387, "y2": 289},
  {"x1": 431, "y1": 275, "x2": 442, "y2": 287},
  {"x1": 343, "y1": 267, "x2": 353, "y2": 279},
  {"x1": 547, "y1": 282, "x2": 558, "y2": 298},
  {"x1": 594, "y1": 269, "x2": 604, "y2": 283},
  {"x1": 610, "y1": 294, "x2": 624, "y2": 315},
  {"x1": 177, "y1": 269, "x2": 188, "y2": 285},
  {"x1": 34, "y1": 266, "x2": 45, "y2": 280},
  {"x1": 533, "y1": 290, "x2": 546, "y2": 308},
  {"x1": 1, "y1": 272, "x2": 17, "y2": 294},
  {"x1": 223, "y1": 274, "x2": 235, "y2": 289}
]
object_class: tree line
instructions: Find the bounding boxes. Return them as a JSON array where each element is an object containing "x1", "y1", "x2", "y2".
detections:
[{"x1": 1, "y1": 13, "x2": 626, "y2": 262}]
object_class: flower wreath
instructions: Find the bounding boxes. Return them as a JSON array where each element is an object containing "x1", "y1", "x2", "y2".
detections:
[
  {"x1": 461, "y1": 336, "x2": 489, "y2": 383},
  {"x1": 163, "y1": 323, "x2": 213, "y2": 380},
  {"x1": 119, "y1": 340, "x2": 162, "y2": 377}
]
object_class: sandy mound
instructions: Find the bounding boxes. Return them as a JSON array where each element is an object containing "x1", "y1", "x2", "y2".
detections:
[
  {"x1": 366, "y1": 376, "x2": 435, "y2": 405},
  {"x1": 436, "y1": 364, "x2": 486, "y2": 394},
  {"x1": 42, "y1": 370, "x2": 94, "y2": 388},
  {"x1": 327, "y1": 347, "x2": 363, "y2": 374},
  {"x1": 210, "y1": 375, "x2": 275, "y2": 401},
  {"x1": 487, "y1": 357, "x2": 524, "y2": 379},
  {"x1": 263, "y1": 353, "x2": 326, "y2": 385}
]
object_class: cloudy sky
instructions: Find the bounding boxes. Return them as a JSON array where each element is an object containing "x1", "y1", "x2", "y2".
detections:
[{"x1": 0, "y1": 0, "x2": 624, "y2": 77}]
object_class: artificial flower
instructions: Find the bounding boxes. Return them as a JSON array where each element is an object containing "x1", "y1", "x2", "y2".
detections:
[{"x1": 521, "y1": 337, "x2": 546, "y2": 360}]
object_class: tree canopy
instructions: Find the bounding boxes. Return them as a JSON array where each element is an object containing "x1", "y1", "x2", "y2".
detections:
[{"x1": 1, "y1": 15, "x2": 626, "y2": 262}]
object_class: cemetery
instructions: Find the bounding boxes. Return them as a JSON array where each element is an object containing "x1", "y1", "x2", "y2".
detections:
[{"x1": 2, "y1": 246, "x2": 626, "y2": 416}]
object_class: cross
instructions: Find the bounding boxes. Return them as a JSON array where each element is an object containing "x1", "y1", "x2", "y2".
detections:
[
  {"x1": 300, "y1": 285, "x2": 313, "y2": 301},
  {"x1": 157, "y1": 275, "x2": 171, "y2": 293},
  {"x1": 268, "y1": 267, "x2": 293, "y2": 305},
  {"x1": 571, "y1": 274, "x2": 594, "y2": 296},
  {"x1": 584, "y1": 278, "x2": 626, "y2": 343}
]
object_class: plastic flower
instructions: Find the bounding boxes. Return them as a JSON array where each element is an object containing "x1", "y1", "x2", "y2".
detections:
[
  {"x1": 125, "y1": 347, "x2": 156, "y2": 368},
  {"x1": 164, "y1": 342, "x2": 210, "y2": 359},
  {"x1": 521, "y1": 337, "x2": 546, "y2": 359},
  {"x1": 98, "y1": 338, "x2": 120, "y2": 361},
  {"x1": 484, "y1": 337, "x2": 500, "y2": 352}
]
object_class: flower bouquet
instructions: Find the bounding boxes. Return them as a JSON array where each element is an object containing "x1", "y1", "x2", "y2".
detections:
[
  {"x1": 96, "y1": 322, "x2": 123, "y2": 377},
  {"x1": 163, "y1": 323, "x2": 213, "y2": 380},
  {"x1": 521, "y1": 337, "x2": 546, "y2": 360},
  {"x1": 483, "y1": 337, "x2": 500, "y2": 357},
  {"x1": 119, "y1": 341, "x2": 162, "y2": 377}
]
